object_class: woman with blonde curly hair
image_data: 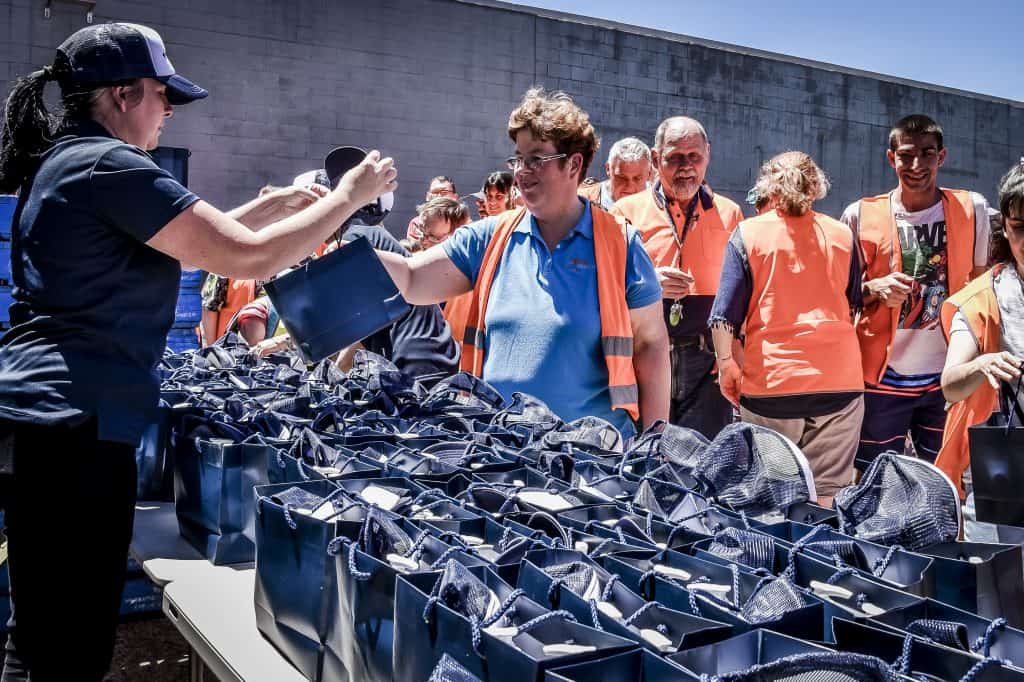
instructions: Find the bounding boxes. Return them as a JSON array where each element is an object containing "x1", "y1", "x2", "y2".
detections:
[{"x1": 709, "y1": 151, "x2": 864, "y2": 505}]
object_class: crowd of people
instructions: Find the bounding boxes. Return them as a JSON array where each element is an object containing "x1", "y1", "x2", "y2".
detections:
[{"x1": 0, "y1": 19, "x2": 1022, "y2": 681}]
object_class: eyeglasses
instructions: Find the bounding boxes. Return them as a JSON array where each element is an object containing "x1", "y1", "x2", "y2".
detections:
[{"x1": 505, "y1": 153, "x2": 567, "y2": 173}]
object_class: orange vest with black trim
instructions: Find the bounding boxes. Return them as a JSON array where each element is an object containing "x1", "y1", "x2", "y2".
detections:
[
  {"x1": 611, "y1": 186, "x2": 743, "y2": 296},
  {"x1": 935, "y1": 267, "x2": 1002, "y2": 499},
  {"x1": 216, "y1": 279, "x2": 257, "y2": 340},
  {"x1": 856, "y1": 189, "x2": 976, "y2": 385},
  {"x1": 459, "y1": 206, "x2": 640, "y2": 421},
  {"x1": 739, "y1": 210, "x2": 863, "y2": 397}
]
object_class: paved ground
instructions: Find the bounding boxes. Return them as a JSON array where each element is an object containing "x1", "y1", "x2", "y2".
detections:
[{"x1": 104, "y1": 615, "x2": 192, "y2": 682}]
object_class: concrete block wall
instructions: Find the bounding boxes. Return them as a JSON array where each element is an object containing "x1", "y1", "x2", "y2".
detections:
[{"x1": 2, "y1": 0, "x2": 1022, "y2": 230}]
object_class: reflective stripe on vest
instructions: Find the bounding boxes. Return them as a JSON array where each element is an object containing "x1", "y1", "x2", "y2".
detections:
[
  {"x1": 458, "y1": 206, "x2": 640, "y2": 421},
  {"x1": 856, "y1": 189, "x2": 976, "y2": 385},
  {"x1": 935, "y1": 267, "x2": 1002, "y2": 499},
  {"x1": 739, "y1": 210, "x2": 863, "y2": 397}
]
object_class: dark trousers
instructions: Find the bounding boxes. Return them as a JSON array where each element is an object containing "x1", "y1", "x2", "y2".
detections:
[
  {"x1": 856, "y1": 387, "x2": 947, "y2": 471},
  {"x1": 0, "y1": 420, "x2": 136, "y2": 682},
  {"x1": 669, "y1": 340, "x2": 734, "y2": 440}
]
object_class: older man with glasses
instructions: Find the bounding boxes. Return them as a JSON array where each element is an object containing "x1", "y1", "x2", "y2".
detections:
[{"x1": 374, "y1": 88, "x2": 669, "y2": 440}]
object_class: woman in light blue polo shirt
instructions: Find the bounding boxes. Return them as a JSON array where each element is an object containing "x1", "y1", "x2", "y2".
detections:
[{"x1": 377, "y1": 88, "x2": 669, "y2": 439}]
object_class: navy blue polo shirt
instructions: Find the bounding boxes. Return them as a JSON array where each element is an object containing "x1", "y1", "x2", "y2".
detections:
[
  {"x1": 0, "y1": 120, "x2": 199, "y2": 444},
  {"x1": 443, "y1": 201, "x2": 661, "y2": 438}
]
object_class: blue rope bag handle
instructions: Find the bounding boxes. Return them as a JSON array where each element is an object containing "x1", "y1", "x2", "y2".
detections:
[
  {"x1": 783, "y1": 523, "x2": 832, "y2": 581},
  {"x1": 621, "y1": 601, "x2": 668, "y2": 635},
  {"x1": 871, "y1": 543, "x2": 905, "y2": 578},
  {"x1": 973, "y1": 618, "x2": 1007, "y2": 658}
]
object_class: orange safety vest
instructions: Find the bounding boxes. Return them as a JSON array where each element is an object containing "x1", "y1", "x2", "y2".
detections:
[
  {"x1": 578, "y1": 180, "x2": 604, "y2": 204},
  {"x1": 611, "y1": 186, "x2": 742, "y2": 296},
  {"x1": 459, "y1": 205, "x2": 640, "y2": 421},
  {"x1": 739, "y1": 210, "x2": 864, "y2": 397},
  {"x1": 856, "y1": 189, "x2": 976, "y2": 385},
  {"x1": 215, "y1": 279, "x2": 257, "y2": 340},
  {"x1": 935, "y1": 267, "x2": 1002, "y2": 499},
  {"x1": 442, "y1": 290, "x2": 473, "y2": 358}
]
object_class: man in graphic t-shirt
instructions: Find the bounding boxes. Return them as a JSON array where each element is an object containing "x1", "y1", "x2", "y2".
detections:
[{"x1": 842, "y1": 114, "x2": 990, "y2": 470}]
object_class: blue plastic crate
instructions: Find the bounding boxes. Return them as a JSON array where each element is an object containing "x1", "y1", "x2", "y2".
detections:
[
  {"x1": 174, "y1": 290, "x2": 202, "y2": 325},
  {"x1": 179, "y1": 269, "x2": 204, "y2": 289},
  {"x1": 120, "y1": 575, "x2": 163, "y2": 615}
]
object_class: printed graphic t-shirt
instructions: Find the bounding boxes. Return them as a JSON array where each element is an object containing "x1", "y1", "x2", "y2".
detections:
[{"x1": 843, "y1": 193, "x2": 990, "y2": 391}]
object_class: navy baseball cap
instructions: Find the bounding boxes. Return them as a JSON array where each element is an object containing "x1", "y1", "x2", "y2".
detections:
[{"x1": 56, "y1": 23, "x2": 207, "y2": 105}]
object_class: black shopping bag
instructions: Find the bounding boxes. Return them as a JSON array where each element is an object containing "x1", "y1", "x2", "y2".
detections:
[
  {"x1": 969, "y1": 377, "x2": 1024, "y2": 526},
  {"x1": 394, "y1": 563, "x2": 534, "y2": 681},
  {"x1": 263, "y1": 236, "x2": 410, "y2": 363},
  {"x1": 545, "y1": 648, "x2": 691, "y2": 682},
  {"x1": 253, "y1": 479, "x2": 349, "y2": 681},
  {"x1": 322, "y1": 509, "x2": 486, "y2": 682},
  {"x1": 135, "y1": 392, "x2": 190, "y2": 500},
  {"x1": 780, "y1": 549, "x2": 925, "y2": 643},
  {"x1": 174, "y1": 424, "x2": 278, "y2": 564},
  {"x1": 920, "y1": 541, "x2": 1024, "y2": 627},
  {"x1": 833, "y1": 617, "x2": 1024, "y2": 681},
  {"x1": 873, "y1": 598, "x2": 1024, "y2": 666},
  {"x1": 758, "y1": 521, "x2": 935, "y2": 597},
  {"x1": 668, "y1": 629, "x2": 830, "y2": 679}
]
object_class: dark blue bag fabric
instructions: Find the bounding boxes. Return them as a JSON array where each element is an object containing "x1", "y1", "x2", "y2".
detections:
[
  {"x1": 668, "y1": 630, "x2": 830, "y2": 680},
  {"x1": 757, "y1": 520, "x2": 935, "y2": 597},
  {"x1": 263, "y1": 236, "x2": 411, "y2": 363},
  {"x1": 396, "y1": 559, "x2": 637, "y2": 682},
  {"x1": 323, "y1": 509, "x2": 486, "y2": 682},
  {"x1": 872, "y1": 598, "x2": 1024, "y2": 666},
  {"x1": 173, "y1": 417, "x2": 277, "y2": 564},
  {"x1": 544, "y1": 648, "x2": 692, "y2": 682},
  {"x1": 832, "y1": 617, "x2": 1024, "y2": 681},
  {"x1": 253, "y1": 479, "x2": 350, "y2": 681},
  {"x1": 919, "y1": 541, "x2": 1024, "y2": 628}
]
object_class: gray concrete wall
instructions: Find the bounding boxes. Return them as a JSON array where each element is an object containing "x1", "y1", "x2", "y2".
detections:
[{"x1": 3, "y1": 0, "x2": 1022, "y2": 232}]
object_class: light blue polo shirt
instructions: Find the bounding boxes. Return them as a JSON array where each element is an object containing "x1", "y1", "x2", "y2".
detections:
[{"x1": 443, "y1": 200, "x2": 662, "y2": 438}]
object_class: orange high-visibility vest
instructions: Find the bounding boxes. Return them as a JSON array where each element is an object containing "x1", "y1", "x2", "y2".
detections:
[
  {"x1": 442, "y1": 291, "x2": 473, "y2": 358},
  {"x1": 739, "y1": 210, "x2": 863, "y2": 397},
  {"x1": 215, "y1": 279, "x2": 257, "y2": 340},
  {"x1": 935, "y1": 267, "x2": 1002, "y2": 499},
  {"x1": 611, "y1": 186, "x2": 742, "y2": 296},
  {"x1": 459, "y1": 206, "x2": 640, "y2": 421},
  {"x1": 856, "y1": 189, "x2": 976, "y2": 385}
]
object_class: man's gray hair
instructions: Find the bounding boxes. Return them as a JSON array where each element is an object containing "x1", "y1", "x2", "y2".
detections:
[
  {"x1": 654, "y1": 117, "x2": 709, "y2": 151},
  {"x1": 607, "y1": 137, "x2": 652, "y2": 164}
]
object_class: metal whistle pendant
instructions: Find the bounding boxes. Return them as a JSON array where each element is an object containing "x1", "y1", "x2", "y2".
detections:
[{"x1": 669, "y1": 301, "x2": 683, "y2": 326}]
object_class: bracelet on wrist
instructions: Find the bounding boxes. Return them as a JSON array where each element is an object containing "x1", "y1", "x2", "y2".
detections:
[{"x1": 716, "y1": 355, "x2": 732, "y2": 362}]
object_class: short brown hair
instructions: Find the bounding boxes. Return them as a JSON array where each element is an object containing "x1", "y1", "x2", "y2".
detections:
[
  {"x1": 416, "y1": 196, "x2": 469, "y2": 228},
  {"x1": 507, "y1": 87, "x2": 599, "y2": 186},
  {"x1": 889, "y1": 114, "x2": 944, "y2": 151}
]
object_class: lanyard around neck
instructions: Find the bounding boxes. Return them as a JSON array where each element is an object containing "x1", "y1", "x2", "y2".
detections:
[{"x1": 662, "y1": 191, "x2": 701, "y2": 269}]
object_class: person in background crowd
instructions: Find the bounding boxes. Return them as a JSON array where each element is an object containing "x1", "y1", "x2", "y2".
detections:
[
  {"x1": 711, "y1": 152, "x2": 864, "y2": 507},
  {"x1": 482, "y1": 170, "x2": 515, "y2": 216},
  {"x1": 374, "y1": 87, "x2": 669, "y2": 439},
  {"x1": 579, "y1": 136, "x2": 653, "y2": 210},
  {"x1": 0, "y1": 22, "x2": 395, "y2": 681},
  {"x1": 611, "y1": 116, "x2": 743, "y2": 439},
  {"x1": 842, "y1": 114, "x2": 990, "y2": 471},
  {"x1": 418, "y1": 196, "x2": 470, "y2": 250},
  {"x1": 406, "y1": 175, "x2": 459, "y2": 240},
  {"x1": 199, "y1": 178, "x2": 328, "y2": 346},
  {"x1": 938, "y1": 161, "x2": 1024, "y2": 505}
]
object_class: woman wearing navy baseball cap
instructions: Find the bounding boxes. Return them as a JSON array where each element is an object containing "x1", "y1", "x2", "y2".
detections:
[{"x1": 0, "y1": 22, "x2": 397, "y2": 680}]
